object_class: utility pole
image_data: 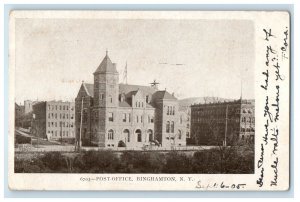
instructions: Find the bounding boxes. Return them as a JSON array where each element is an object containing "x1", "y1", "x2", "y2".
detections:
[
  {"x1": 60, "y1": 121, "x2": 63, "y2": 145},
  {"x1": 224, "y1": 105, "x2": 228, "y2": 147},
  {"x1": 78, "y1": 96, "x2": 84, "y2": 151}
]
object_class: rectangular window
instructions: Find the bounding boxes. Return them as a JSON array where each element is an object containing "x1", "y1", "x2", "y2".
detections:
[
  {"x1": 100, "y1": 93, "x2": 104, "y2": 100},
  {"x1": 141, "y1": 115, "x2": 143, "y2": 123},
  {"x1": 108, "y1": 112, "x2": 114, "y2": 122},
  {"x1": 128, "y1": 114, "x2": 131, "y2": 122},
  {"x1": 48, "y1": 122, "x2": 50, "y2": 127},
  {"x1": 136, "y1": 116, "x2": 139, "y2": 123},
  {"x1": 151, "y1": 116, "x2": 154, "y2": 123},
  {"x1": 66, "y1": 106, "x2": 68, "y2": 110},
  {"x1": 122, "y1": 113, "x2": 126, "y2": 122}
]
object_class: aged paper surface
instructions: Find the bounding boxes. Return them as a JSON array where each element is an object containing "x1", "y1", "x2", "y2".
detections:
[{"x1": 9, "y1": 11, "x2": 290, "y2": 191}]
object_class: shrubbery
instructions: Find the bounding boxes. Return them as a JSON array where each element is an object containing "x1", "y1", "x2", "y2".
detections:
[{"x1": 15, "y1": 146, "x2": 254, "y2": 173}]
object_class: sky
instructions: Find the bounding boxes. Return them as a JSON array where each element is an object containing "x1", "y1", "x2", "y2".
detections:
[{"x1": 14, "y1": 18, "x2": 254, "y2": 104}]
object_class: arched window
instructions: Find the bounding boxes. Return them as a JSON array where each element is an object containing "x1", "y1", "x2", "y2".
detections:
[
  {"x1": 178, "y1": 130, "x2": 182, "y2": 139},
  {"x1": 147, "y1": 129, "x2": 153, "y2": 141},
  {"x1": 166, "y1": 121, "x2": 170, "y2": 133},
  {"x1": 171, "y1": 121, "x2": 174, "y2": 133},
  {"x1": 123, "y1": 129, "x2": 130, "y2": 142},
  {"x1": 108, "y1": 129, "x2": 114, "y2": 140},
  {"x1": 136, "y1": 129, "x2": 142, "y2": 142}
]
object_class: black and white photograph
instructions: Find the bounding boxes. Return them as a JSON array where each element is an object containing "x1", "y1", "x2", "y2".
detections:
[{"x1": 8, "y1": 11, "x2": 290, "y2": 191}]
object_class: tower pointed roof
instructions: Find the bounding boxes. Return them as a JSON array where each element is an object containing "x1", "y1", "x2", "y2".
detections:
[{"x1": 94, "y1": 51, "x2": 118, "y2": 74}]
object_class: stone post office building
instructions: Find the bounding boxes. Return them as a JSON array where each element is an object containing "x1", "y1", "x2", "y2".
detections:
[{"x1": 75, "y1": 52, "x2": 188, "y2": 149}]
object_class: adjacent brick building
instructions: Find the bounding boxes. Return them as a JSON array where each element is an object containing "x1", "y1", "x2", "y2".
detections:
[
  {"x1": 15, "y1": 103, "x2": 25, "y2": 127},
  {"x1": 190, "y1": 99, "x2": 255, "y2": 146},
  {"x1": 32, "y1": 101, "x2": 75, "y2": 140},
  {"x1": 75, "y1": 52, "x2": 188, "y2": 149}
]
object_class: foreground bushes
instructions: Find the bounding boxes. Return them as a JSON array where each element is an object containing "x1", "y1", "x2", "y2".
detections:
[{"x1": 15, "y1": 146, "x2": 254, "y2": 173}]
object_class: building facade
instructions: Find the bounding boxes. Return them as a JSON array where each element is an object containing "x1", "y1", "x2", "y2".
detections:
[
  {"x1": 15, "y1": 103, "x2": 25, "y2": 127},
  {"x1": 190, "y1": 99, "x2": 255, "y2": 146},
  {"x1": 75, "y1": 52, "x2": 187, "y2": 149},
  {"x1": 32, "y1": 101, "x2": 75, "y2": 141}
]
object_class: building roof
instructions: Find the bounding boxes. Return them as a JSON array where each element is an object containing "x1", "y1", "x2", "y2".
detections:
[
  {"x1": 152, "y1": 90, "x2": 177, "y2": 101},
  {"x1": 119, "y1": 101, "x2": 131, "y2": 108},
  {"x1": 94, "y1": 52, "x2": 117, "y2": 74},
  {"x1": 79, "y1": 82, "x2": 176, "y2": 108},
  {"x1": 119, "y1": 84, "x2": 156, "y2": 96},
  {"x1": 83, "y1": 83, "x2": 94, "y2": 97}
]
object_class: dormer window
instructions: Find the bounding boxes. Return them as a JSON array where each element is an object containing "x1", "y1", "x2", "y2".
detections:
[{"x1": 146, "y1": 95, "x2": 151, "y2": 103}]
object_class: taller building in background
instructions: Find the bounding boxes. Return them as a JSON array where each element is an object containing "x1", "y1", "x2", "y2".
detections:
[
  {"x1": 32, "y1": 101, "x2": 75, "y2": 141},
  {"x1": 75, "y1": 52, "x2": 187, "y2": 149},
  {"x1": 24, "y1": 100, "x2": 39, "y2": 114},
  {"x1": 190, "y1": 99, "x2": 255, "y2": 146}
]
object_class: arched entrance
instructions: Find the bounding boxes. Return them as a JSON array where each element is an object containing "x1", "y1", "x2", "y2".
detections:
[
  {"x1": 135, "y1": 129, "x2": 142, "y2": 142},
  {"x1": 147, "y1": 129, "x2": 153, "y2": 141},
  {"x1": 123, "y1": 129, "x2": 130, "y2": 142}
]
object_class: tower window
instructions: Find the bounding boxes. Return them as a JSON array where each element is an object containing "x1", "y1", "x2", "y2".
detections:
[
  {"x1": 108, "y1": 129, "x2": 114, "y2": 140},
  {"x1": 108, "y1": 112, "x2": 114, "y2": 122},
  {"x1": 166, "y1": 121, "x2": 170, "y2": 133},
  {"x1": 122, "y1": 113, "x2": 126, "y2": 122},
  {"x1": 171, "y1": 121, "x2": 174, "y2": 133}
]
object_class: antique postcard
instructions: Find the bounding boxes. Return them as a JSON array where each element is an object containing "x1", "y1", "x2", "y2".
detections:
[{"x1": 8, "y1": 11, "x2": 290, "y2": 191}]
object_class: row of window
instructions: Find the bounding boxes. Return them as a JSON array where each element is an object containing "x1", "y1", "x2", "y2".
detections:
[
  {"x1": 167, "y1": 106, "x2": 175, "y2": 115},
  {"x1": 106, "y1": 129, "x2": 153, "y2": 143},
  {"x1": 48, "y1": 121, "x2": 74, "y2": 128},
  {"x1": 47, "y1": 130, "x2": 74, "y2": 137},
  {"x1": 108, "y1": 112, "x2": 154, "y2": 124},
  {"x1": 241, "y1": 117, "x2": 255, "y2": 123},
  {"x1": 48, "y1": 113, "x2": 74, "y2": 119},
  {"x1": 241, "y1": 128, "x2": 255, "y2": 132},
  {"x1": 135, "y1": 101, "x2": 144, "y2": 108},
  {"x1": 193, "y1": 108, "x2": 254, "y2": 115},
  {"x1": 192, "y1": 117, "x2": 241, "y2": 123},
  {"x1": 48, "y1": 105, "x2": 74, "y2": 111},
  {"x1": 166, "y1": 121, "x2": 175, "y2": 133}
]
